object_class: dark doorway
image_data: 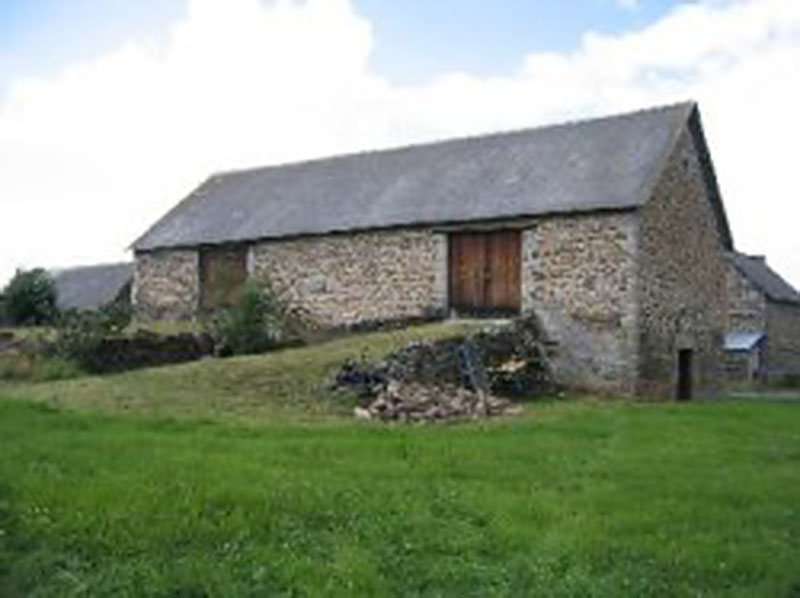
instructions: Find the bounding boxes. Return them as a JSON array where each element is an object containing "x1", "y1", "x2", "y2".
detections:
[
  {"x1": 199, "y1": 244, "x2": 248, "y2": 309},
  {"x1": 448, "y1": 230, "x2": 521, "y2": 316},
  {"x1": 677, "y1": 349, "x2": 693, "y2": 401}
]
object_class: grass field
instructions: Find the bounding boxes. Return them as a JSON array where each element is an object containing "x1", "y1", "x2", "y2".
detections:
[{"x1": 1, "y1": 324, "x2": 799, "y2": 596}]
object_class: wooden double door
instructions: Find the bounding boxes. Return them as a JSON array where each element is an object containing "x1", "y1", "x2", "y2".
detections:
[{"x1": 448, "y1": 230, "x2": 521, "y2": 316}]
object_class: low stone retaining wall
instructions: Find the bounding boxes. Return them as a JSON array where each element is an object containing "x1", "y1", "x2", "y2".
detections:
[{"x1": 78, "y1": 331, "x2": 214, "y2": 373}]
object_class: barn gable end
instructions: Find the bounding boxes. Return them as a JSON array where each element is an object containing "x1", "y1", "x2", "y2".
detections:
[{"x1": 637, "y1": 114, "x2": 729, "y2": 397}]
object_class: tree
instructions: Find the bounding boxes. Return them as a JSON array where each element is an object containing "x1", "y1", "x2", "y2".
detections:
[
  {"x1": 0, "y1": 292, "x2": 7, "y2": 326},
  {"x1": 3, "y1": 268, "x2": 57, "y2": 325}
]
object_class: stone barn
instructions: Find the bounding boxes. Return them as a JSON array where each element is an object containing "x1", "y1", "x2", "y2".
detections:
[
  {"x1": 132, "y1": 102, "x2": 733, "y2": 398},
  {"x1": 725, "y1": 252, "x2": 800, "y2": 382}
]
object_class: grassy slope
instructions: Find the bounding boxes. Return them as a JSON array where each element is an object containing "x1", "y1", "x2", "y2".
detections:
[
  {"x1": 1, "y1": 400, "x2": 799, "y2": 596},
  {"x1": 0, "y1": 322, "x2": 477, "y2": 421}
]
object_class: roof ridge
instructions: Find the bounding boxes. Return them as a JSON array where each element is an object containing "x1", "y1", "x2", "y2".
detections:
[
  {"x1": 208, "y1": 100, "x2": 698, "y2": 180},
  {"x1": 51, "y1": 262, "x2": 132, "y2": 275}
]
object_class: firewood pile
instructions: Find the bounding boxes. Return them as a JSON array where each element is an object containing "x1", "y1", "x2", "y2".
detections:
[
  {"x1": 333, "y1": 315, "x2": 559, "y2": 423},
  {"x1": 354, "y1": 380, "x2": 523, "y2": 422}
]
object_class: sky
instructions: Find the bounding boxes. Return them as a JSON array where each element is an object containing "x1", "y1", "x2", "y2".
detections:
[{"x1": 0, "y1": 0, "x2": 799, "y2": 289}]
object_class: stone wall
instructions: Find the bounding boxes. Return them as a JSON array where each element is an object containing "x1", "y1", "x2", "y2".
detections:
[
  {"x1": 726, "y1": 259, "x2": 766, "y2": 333},
  {"x1": 133, "y1": 249, "x2": 199, "y2": 319},
  {"x1": 766, "y1": 301, "x2": 800, "y2": 378},
  {"x1": 637, "y1": 124, "x2": 728, "y2": 397},
  {"x1": 250, "y1": 229, "x2": 448, "y2": 327},
  {"x1": 521, "y1": 212, "x2": 640, "y2": 394}
]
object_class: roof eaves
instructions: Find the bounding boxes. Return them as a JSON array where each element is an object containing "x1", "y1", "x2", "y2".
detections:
[
  {"x1": 129, "y1": 176, "x2": 218, "y2": 251},
  {"x1": 132, "y1": 205, "x2": 640, "y2": 253}
]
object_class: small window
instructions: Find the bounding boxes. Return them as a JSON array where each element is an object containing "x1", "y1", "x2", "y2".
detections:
[{"x1": 200, "y1": 245, "x2": 248, "y2": 309}]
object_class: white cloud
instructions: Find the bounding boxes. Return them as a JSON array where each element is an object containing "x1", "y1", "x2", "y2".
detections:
[{"x1": 1, "y1": 0, "x2": 799, "y2": 288}]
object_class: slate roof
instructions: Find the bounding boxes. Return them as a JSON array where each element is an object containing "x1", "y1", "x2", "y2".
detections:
[
  {"x1": 724, "y1": 331, "x2": 765, "y2": 352},
  {"x1": 133, "y1": 101, "x2": 731, "y2": 251},
  {"x1": 52, "y1": 263, "x2": 133, "y2": 310},
  {"x1": 730, "y1": 253, "x2": 800, "y2": 304}
]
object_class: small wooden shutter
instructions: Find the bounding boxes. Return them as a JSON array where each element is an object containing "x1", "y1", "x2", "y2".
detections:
[
  {"x1": 200, "y1": 245, "x2": 248, "y2": 309},
  {"x1": 448, "y1": 230, "x2": 520, "y2": 315}
]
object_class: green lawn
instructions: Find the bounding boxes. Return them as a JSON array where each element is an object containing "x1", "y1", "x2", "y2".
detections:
[{"x1": 1, "y1": 324, "x2": 799, "y2": 596}]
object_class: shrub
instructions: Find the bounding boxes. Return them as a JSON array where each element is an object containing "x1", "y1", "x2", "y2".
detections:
[
  {"x1": 208, "y1": 279, "x2": 303, "y2": 356},
  {"x1": 2, "y1": 268, "x2": 57, "y2": 325},
  {"x1": 98, "y1": 303, "x2": 133, "y2": 333},
  {"x1": 51, "y1": 307, "x2": 130, "y2": 369},
  {"x1": 774, "y1": 374, "x2": 800, "y2": 390},
  {"x1": 0, "y1": 292, "x2": 7, "y2": 326}
]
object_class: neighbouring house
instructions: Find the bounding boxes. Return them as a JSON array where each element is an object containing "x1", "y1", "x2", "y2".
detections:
[
  {"x1": 132, "y1": 102, "x2": 733, "y2": 398},
  {"x1": 725, "y1": 252, "x2": 800, "y2": 382},
  {"x1": 52, "y1": 262, "x2": 133, "y2": 311}
]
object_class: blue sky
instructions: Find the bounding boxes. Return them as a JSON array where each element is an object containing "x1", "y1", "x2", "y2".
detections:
[
  {"x1": 356, "y1": 0, "x2": 680, "y2": 82},
  {"x1": 0, "y1": 0, "x2": 799, "y2": 288},
  {"x1": 0, "y1": 1, "x2": 680, "y2": 90},
  {"x1": 0, "y1": 1, "x2": 184, "y2": 94}
]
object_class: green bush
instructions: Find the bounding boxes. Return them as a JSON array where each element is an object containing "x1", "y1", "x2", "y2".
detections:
[
  {"x1": 209, "y1": 279, "x2": 303, "y2": 356},
  {"x1": 0, "y1": 292, "x2": 8, "y2": 326},
  {"x1": 97, "y1": 303, "x2": 132, "y2": 333},
  {"x1": 51, "y1": 306, "x2": 130, "y2": 368},
  {"x1": 2, "y1": 268, "x2": 57, "y2": 325},
  {"x1": 773, "y1": 374, "x2": 800, "y2": 390}
]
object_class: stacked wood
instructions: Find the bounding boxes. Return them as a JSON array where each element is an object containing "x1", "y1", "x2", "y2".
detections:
[
  {"x1": 333, "y1": 315, "x2": 560, "y2": 423},
  {"x1": 355, "y1": 381, "x2": 523, "y2": 423}
]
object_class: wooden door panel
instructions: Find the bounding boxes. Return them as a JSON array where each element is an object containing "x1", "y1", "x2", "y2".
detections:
[
  {"x1": 449, "y1": 233, "x2": 483, "y2": 310},
  {"x1": 449, "y1": 230, "x2": 520, "y2": 314},
  {"x1": 447, "y1": 235, "x2": 462, "y2": 308},
  {"x1": 464, "y1": 233, "x2": 486, "y2": 308},
  {"x1": 485, "y1": 232, "x2": 502, "y2": 308},
  {"x1": 486, "y1": 231, "x2": 521, "y2": 310},
  {"x1": 200, "y1": 245, "x2": 248, "y2": 309}
]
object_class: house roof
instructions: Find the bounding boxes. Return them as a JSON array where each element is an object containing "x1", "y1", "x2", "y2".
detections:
[
  {"x1": 133, "y1": 101, "x2": 732, "y2": 251},
  {"x1": 724, "y1": 331, "x2": 765, "y2": 352},
  {"x1": 730, "y1": 253, "x2": 800, "y2": 304},
  {"x1": 52, "y1": 262, "x2": 133, "y2": 310}
]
